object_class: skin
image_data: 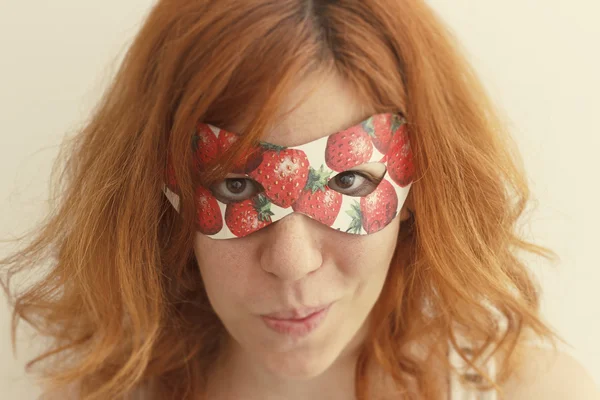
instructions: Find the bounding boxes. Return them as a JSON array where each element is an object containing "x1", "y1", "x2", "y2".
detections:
[
  {"x1": 191, "y1": 69, "x2": 600, "y2": 400},
  {"x1": 193, "y1": 69, "x2": 411, "y2": 400}
]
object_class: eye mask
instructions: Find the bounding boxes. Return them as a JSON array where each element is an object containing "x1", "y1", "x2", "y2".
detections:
[{"x1": 163, "y1": 113, "x2": 414, "y2": 239}]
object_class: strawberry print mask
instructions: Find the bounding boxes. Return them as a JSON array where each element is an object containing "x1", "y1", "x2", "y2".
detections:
[{"x1": 163, "y1": 113, "x2": 414, "y2": 239}]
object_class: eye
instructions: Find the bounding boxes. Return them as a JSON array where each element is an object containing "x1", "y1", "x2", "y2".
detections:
[
  {"x1": 210, "y1": 177, "x2": 262, "y2": 203},
  {"x1": 328, "y1": 171, "x2": 381, "y2": 197}
]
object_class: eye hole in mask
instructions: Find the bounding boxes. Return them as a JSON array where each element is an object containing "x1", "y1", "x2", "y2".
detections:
[
  {"x1": 210, "y1": 162, "x2": 387, "y2": 204},
  {"x1": 328, "y1": 162, "x2": 387, "y2": 197},
  {"x1": 210, "y1": 177, "x2": 264, "y2": 204}
]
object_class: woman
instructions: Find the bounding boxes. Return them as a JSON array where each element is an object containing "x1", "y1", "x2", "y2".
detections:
[{"x1": 1, "y1": 0, "x2": 598, "y2": 399}]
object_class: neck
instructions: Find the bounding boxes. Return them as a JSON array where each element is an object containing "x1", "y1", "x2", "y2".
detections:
[{"x1": 207, "y1": 327, "x2": 370, "y2": 400}]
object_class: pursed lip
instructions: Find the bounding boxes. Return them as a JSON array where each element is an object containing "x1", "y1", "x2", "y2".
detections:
[
  {"x1": 260, "y1": 303, "x2": 333, "y2": 336},
  {"x1": 262, "y1": 304, "x2": 332, "y2": 320}
]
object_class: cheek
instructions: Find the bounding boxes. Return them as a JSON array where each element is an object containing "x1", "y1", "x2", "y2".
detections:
[
  {"x1": 192, "y1": 236, "x2": 256, "y2": 312},
  {"x1": 333, "y1": 219, "x2": 400, "y2": 279}
]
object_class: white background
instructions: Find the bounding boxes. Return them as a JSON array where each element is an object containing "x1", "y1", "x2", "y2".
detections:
[{"x1": 1, "y1": 1, "x2": 598, "y2": 398}]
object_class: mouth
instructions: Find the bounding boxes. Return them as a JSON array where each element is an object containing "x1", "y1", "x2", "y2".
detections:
[{"x1": 260, "y1": 303, "x2": 333, "y2": 337}]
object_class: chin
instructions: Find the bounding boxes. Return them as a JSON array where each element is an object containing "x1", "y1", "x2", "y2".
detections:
[
  {"x1": 261, "y1": 348, "x2": 339, "y2": 380},
  {"x1": 250, "y1": 321, "x2": 354, "y2": 380}
]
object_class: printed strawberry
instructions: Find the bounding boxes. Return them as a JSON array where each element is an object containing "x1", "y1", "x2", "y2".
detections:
[
  {"x1": 346, "y1": 179, "x2": 398, "y2": 234},
  {"x1": 362, "y1": 114, "x2": 405, "y2": 155},
  {"x1": 217, "y1": 129, "x2": 238, "y2": 150},
  {"x1": 225, "y1": 194, "x2": 274, "y2": 237},
  {"x1": 192, "y1": 124, "x2": 220, "y2": 171},
  {"x1": 217, "y1": 130, "x2": 264, "y2": 173},
  {"x1": 387, "y1": 124, "x2": 414, "y2": 187},
  {"x1": 248, "y1": 145, "x2": 309, "y2": 208},
  {"x1": 195, "y1": 186, "x2": 223, "y2": 235},
  {"x1": 325, "y1": 126, "x2": 374, "y2": 172},
  {"x1": 292, "y1": 165, "x2": 342, "y2": 226}
]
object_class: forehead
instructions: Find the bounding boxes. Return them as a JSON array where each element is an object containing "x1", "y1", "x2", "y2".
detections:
[{"x1": 223, "y1": 70, "x2": 375, "y2": 147}]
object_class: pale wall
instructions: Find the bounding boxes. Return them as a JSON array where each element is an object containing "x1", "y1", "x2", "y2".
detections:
[{"x1": 1, "y1": 1, "x2": 598, "y2": 398}]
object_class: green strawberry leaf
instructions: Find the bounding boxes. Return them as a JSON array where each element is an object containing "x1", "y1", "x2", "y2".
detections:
[
  {"x1": 362, "y1": 117, "x2": 376, "y2": 137},
  {"x1": 345, "y1": 201, "x2": 363, "y2": 234},
  {"x1": 305, "y1": 165, "x2": 333, "y2": 192},
  {"x1": 253, "y1": 194, "x2": 275, "y2": 222},
  {"x1": 391, "y1": 114, "x2": 405, "y2": 133},
  {"x1": 345, "y1": 200, "x2": 361, "y2": 219},
  {"x1": 258, "y1": 142, "x2": 287, "y2": 153}
]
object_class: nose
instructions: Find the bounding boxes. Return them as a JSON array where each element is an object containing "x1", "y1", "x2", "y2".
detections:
[{"x1": 258, "y1": 213, "x2": 323, "y2": 281}]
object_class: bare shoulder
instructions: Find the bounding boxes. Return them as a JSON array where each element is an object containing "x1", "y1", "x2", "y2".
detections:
[{"x1": 501, "y1": 346, "x2": 600, "y2": 400}]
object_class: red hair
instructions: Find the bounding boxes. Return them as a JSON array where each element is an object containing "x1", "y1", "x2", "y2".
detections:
[{"x1": 1, "y1": 0, "x2": 555, "y2": 398}]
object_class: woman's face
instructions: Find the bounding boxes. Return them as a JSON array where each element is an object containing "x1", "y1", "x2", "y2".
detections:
[{"x1": 193, "y1": 71, "x2": 407, "y2": 379}]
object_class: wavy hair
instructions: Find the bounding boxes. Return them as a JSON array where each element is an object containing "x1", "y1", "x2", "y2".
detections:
[{"x1": 1, "y1": 0, "x2": 556, "y2": 398}]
